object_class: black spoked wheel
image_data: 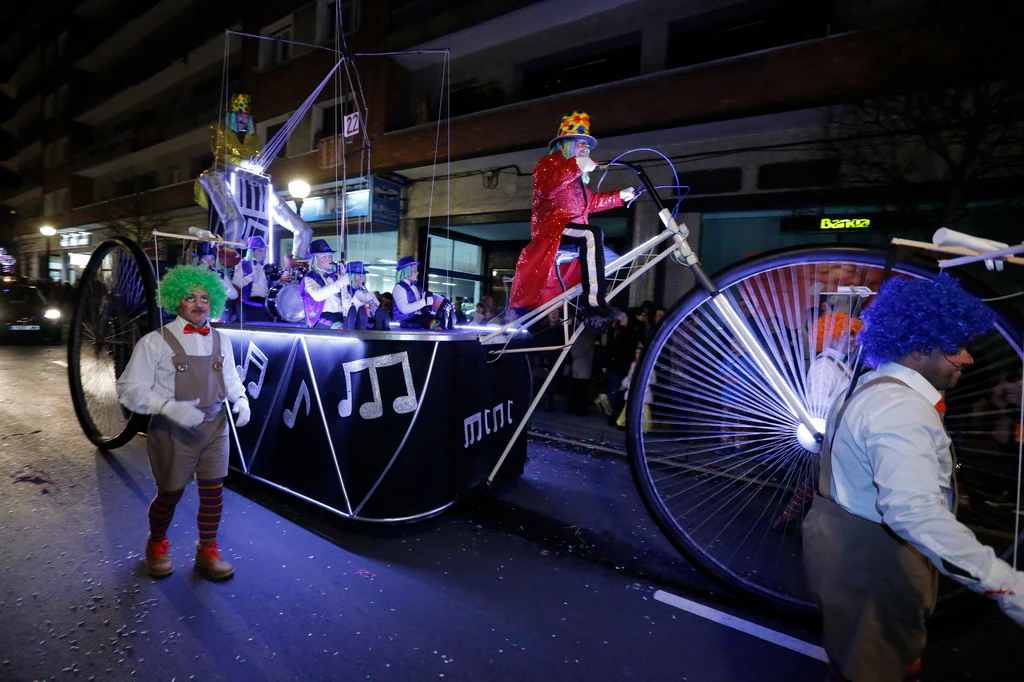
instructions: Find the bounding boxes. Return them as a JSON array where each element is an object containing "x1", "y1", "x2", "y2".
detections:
[
  {"x1": 68, "y1": 237, "x2": 159, "y2": 449},
  {"x1": 627, "y1": 246, "x2": 1023, "y2": 614}
]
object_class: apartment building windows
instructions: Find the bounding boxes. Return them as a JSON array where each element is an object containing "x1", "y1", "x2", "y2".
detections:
[
  {"x1": 318, "y1": 0, "x2": 361, "y2": 43},
  {"x1": 666, "y1": 1, "x2": 828, "y2": 70},
  {"x1": 43, "y1": 188, "x2": 69, "y2": 216},
  {"x1": 260, "y1": 17, "x2": 294, "y2": 69},
  {"x1": 43, "y1": 138, "x2": 69, "y2": 168},
  {"x1": 42, "y1": 32, "x2": 67, "y2": 67},
  {"x1": 520, "y1": 34, "x2": 642, "y2": 101},
  {"x1": 43, "y1": 85, "x2": 69, "y2": 120},
  {"x1": 258, "y1": 113, "x2": 307, "y2": 157},
  {"x1": 314, "y1": 95, "x2": 356, "y2": 142},
  {"x1": 191, "y1": 153, "x2": 214, "y2": 178},
  {"x1": 757, "y1": 159, "x2": 840, "y2": 190}
]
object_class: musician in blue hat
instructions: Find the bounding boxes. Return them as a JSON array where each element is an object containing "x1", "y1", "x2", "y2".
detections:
[
  {"x1": 193, "y1": 241, "x2": 237, "y2": 322},
  {"x1": 391, "y1": 255, "x2": 453, "y2": 330},
  {"x1": 231, "y1": 235, "x2": 274, "y2": 322},
  {"x1": 300, "y1": 239, "x2": 350, "y2": 329},
  {"x1": 344, "y1": 261, "x2": 381, "y2": 331}
]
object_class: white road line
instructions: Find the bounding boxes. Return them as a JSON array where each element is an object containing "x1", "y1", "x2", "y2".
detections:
[
  {"x1": 51, "y1": 360, "x2": 68, "y2": 367},
  {"x1": 653, "y1": 590, "x2": 828, "y2": 662}
]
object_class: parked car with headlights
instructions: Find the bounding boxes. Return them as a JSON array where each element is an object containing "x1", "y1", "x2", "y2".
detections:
[{"x1": 0, "y1": 281, "x2": 63, "y2": 343}]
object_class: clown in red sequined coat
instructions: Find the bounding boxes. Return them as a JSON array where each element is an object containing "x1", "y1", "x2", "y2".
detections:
[{"x1": 509, "y1": 153, "x2": 624, "y2": 310}]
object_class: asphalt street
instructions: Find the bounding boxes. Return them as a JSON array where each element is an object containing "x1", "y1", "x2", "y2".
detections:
[{"x1": 1, "y1": 342, "x2": 1023, "y2": 681}]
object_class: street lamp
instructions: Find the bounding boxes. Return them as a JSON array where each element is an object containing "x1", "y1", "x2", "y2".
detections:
[
  {"x1": 288, "y1": 180, "x2": 311, "y2": 218},
  {"x1": 39, "y1": 226, "x2": 56, "y2": 281}
]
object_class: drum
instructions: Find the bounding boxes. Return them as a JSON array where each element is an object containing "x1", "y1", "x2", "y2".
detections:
[{"x1": 266, "y1": 282, "x2": 305, "y2": 323}]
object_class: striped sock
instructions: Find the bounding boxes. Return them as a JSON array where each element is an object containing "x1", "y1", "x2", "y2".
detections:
[
  {"x1": 196, "y1": 478, "x2": 224, "y2": 544},
  {"x1": 148, "y1": 488, "x2": 184, "y2": 541}
]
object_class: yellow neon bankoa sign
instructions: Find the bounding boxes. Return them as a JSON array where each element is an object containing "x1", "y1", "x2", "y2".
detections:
[{"x1": 820, "y1": 218, "x2": 871, "y2": 230}]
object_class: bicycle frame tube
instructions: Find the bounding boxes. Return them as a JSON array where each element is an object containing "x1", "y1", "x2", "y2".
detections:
[
  {"x1": 485, "y1": 161, "x2": 825, "y2": 482},
  {"x1": 616, "y1": 161, "x2": 822, "y2": 439}
]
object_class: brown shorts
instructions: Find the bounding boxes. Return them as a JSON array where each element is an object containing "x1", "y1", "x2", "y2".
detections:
[
  {"x1": 803, "y1": 496, "x2": 938, "y2": 682},
  {"x1": 146, "y1": 411, "x2": 229, "y2": 491}
]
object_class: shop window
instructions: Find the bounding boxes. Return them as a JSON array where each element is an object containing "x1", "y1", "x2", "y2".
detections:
[
  {"x1": 281, "y1": 230, "x2": 399, "y2": 293},
  {"x1": 757, "y1": 159, "x2": 840, "y2": 190},
  {"x1": 429, "y1": 235, "x2": 482, "y2": 275},
  {"x1": 520, "y1": 34, "x2": 642, "y2": 101}
]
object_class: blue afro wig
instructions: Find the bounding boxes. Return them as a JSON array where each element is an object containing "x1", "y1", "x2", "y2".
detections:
[{"x1": 858, "y1": 273, "x2": 994, "y2": 366}]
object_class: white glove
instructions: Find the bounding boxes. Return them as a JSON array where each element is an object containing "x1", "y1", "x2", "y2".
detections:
[
  {"x1": 161, "y1": 398, "x2": 205, "y2": 428},
  {"x1": 996, "y1": 589, "x2": 1024, "y2": 626},
  {"x1": 976, "y1": 559, "x2": 1024, "y2": 626},
  {"x1": 188, "y1": 227, "x2": 217, "y2": 241},
  {"x1": 619, "y1": 187, "x2": 636, "y2": 202},
  {"x1": 232, "y1": 398, "x2": 251, "y2": 428},
  {"x1": 425, "y1": 295, "x2": 433, "y2": 306},
  {"x1": 575, "y1": 156, "x2": 597, "y2": 174}
]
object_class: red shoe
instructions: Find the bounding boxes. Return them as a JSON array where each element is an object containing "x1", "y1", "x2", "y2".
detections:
[
  {"x1": 145, "y1": 538, "x2": 173, "y2": 578},
  {"x1": 195, "y1": 540, "x2": 234, "y2": 580}
]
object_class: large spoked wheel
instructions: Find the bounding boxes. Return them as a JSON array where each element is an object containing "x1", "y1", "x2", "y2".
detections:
[
  {"x1": 68, "y1": 237, "x2": 159, "y2": 449},
  {"x1": 627, "y1": 246, "x2": 1023, "y2": 614}
]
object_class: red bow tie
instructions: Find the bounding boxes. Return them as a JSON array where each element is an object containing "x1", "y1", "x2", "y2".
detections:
[
  {"x1": 935, "y1": 396, "x2": 946, "y2": 422},
  {"x1": 183, "y1": 323, "x2": 210, "y2": 336}
]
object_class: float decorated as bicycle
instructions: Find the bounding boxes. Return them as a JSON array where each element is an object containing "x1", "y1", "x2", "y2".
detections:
[{"x1": 65, "y1": 29, "x2": 1024, "y2": 619}]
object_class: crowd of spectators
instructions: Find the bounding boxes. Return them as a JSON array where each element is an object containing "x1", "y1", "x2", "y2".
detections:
[
  {"x1": 23, "y1": 277, "x2": 78, "y2": 313},
  {"x1": 531, "y1": 300, "x2": 668, "y2": 425}
]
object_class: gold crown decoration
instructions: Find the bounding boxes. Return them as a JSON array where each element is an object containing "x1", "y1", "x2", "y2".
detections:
[
  {"x1": 231, "y1": 93, "x2": 251, "y2": 113},
  {"x1": 549, "y1": 111, "x2": 598, "y2": 149}
]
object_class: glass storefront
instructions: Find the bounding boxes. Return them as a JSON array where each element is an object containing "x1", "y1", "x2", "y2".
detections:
[{"x1": 427, "y1": 234, "x2": 484, "y2": 315}]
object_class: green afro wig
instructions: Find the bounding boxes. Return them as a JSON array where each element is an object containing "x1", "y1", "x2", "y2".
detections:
[{"x1": 159, "y1": 265, "x2": 228, "y2": 319}]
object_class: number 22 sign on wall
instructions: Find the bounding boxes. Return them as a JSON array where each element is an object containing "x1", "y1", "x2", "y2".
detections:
[{"x1": 344, "y1": 111, "x2": 360, "y2": 138}]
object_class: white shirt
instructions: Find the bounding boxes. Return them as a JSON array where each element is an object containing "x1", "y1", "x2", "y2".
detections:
[
  {"x1": 393, "y1": 279, "x2": 429, "y2": 315},
  {"x1": 827, "y1": 361, "x2": 1024, "y2": 607},
  {"x1": 303, "y1": 271, "x2": 350, "y2": 314},
  {"x1": 233, "y1": 260, "x2": 269, "y2": 298},
  {"x1": 116, "y1": 316, "x2": 246, "y2": 414}
]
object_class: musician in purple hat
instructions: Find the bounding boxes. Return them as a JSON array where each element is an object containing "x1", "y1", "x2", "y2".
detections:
[
  {"x1": 391, "y1": 255, "x2": 453, "y2": 330},
  {"x1": 300, "y1": 238, "x2": 351, "y2": 329}
]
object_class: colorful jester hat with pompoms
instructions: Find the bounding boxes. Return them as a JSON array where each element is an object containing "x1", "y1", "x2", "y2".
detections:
[{"x1": 548, "y1": 111, "x2": 598, "y2": 150}]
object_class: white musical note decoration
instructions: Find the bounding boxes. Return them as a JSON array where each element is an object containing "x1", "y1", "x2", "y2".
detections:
[
  {"x1": 283, "y1": 380, "x2": 311, "y2": 429},
  {"x1": 236, "y1": 341, "x2": 269, "y2": 399},
  {"x1": 337, "y1": 352, "x2": 418, "y2": 420},
  {"x1": 463, "y1": 413, "x2": 483, "y2": 447},
  {"x1": 463, "y1": 400, "x2": 514, "y2": 449}
]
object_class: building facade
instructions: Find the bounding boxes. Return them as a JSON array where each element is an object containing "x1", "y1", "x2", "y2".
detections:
[{"x1": 1, "y1": 0, "x2": 1020, "y2": 306}]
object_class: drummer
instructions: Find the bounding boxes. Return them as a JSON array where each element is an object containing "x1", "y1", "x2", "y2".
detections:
[
  {"x1": 300, "y1": 239, "x2": 351, "y2": 329},
  {"x1": 193, "y1": 241, "x2": 237, "y2": 322},
  {"x1": 391, "y1": 255, "x2": 454, "y2": 330},
  {"x1": 344, "y1": 261, "x2": 382, "y2": 331},
  {"x1": 232, "y1": 235, "x2": 274, "y2": 323}
]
